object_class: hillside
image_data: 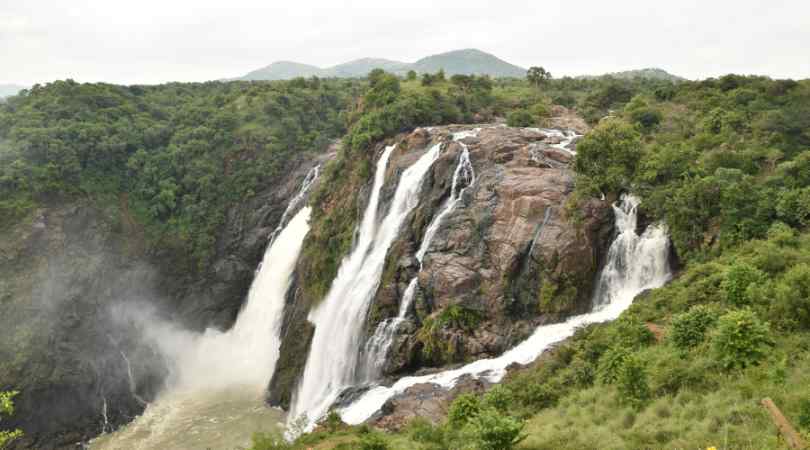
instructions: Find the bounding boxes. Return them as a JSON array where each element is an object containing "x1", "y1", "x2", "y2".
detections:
[
  {"x1": 3, "y1": 72, "x2": 810, "y2": 450},
  {"x1": 579, "y1": 67, "x2": 685, "y2": 82},
  {"x1": 234, "y1": 48, "x2": 527, "y2": 80}
]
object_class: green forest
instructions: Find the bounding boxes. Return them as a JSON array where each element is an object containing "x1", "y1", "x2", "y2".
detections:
[{"x1": 2, "y1": 70, "x2": 810, "y2": 449}]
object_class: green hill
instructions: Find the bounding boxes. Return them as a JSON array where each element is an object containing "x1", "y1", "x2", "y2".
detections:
[
  {"x1": 235, "y1": 48, "x2": 527, "y2": 80},
  {"x1": 411, "y1": 48, "x2": 526, "y2": 77},
  {"x1": 580, "y1": 67, "x2": 685, "y2": 82}
]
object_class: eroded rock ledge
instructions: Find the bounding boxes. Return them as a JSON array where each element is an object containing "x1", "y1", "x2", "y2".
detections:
[{"x1": 270, "y1": 123, "x2": 613, "y2": 410}]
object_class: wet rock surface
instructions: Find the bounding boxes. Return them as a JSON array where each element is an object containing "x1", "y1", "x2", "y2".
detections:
[
  {"x1": 371, "y1": 125, "x2": 612, "y2": 373},
  {"x1": 269, "y1": 123, "x2": 612, "y2": 415}
]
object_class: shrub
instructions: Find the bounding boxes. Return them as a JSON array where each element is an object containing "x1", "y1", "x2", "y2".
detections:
[
  {"x1": 772, "y1": 263, "x2": 810, "y2": 330},
  {"x1": 574, "y1": 118, "x2": 642, "y2": 195},
  {"x1": 616, "y1": 355, "x2": 651, "y2": 408},
  {"x1": 669, "y1": 304, "x2": 718, "y2": 351},
  {"x1": 597, "y1": 346, "x2": 630, "y2": 384},
  {"x1": 799, "y1": 398, "x2": 810, "y2": 430},
  {"x1": 712, "y1": 308, "x2": 773, "y2": 370},
  {"x1": 408, "y1": 418, "x2": 450, "y2": 449},
  {"x1": 482, "y1": 385, "x2": 513, "y2": 413},
  {"x1": 448, "y1": 393, "x2": 482, "y2": 426},
  {"x1": 464, "y1": 408, "x2": 526, "y2": 450},
  {"x1": 512, "y1": 382, "x2": 557, "y2": 410},
  {"x1": 324, "y1": 409, "x2": 343, "y2": 432},
  {"x1": 250, "y1": 432, "x2": 293, "y2": 450},
  {"x1": 611, "y1": 315, "x2": 656, "y2": 349},
  {"x1": 506, "y1": 109, "x2": 535, "y2": 127},
  {"x1": 359, "y1": 432, "x2": 389, "y2": 450},
  {"x1": 722, "y1": 263, "x2": 766, "y2": 306},
  {"x1": 0, "y1": 391, "x2": 22, "y2": 448}
]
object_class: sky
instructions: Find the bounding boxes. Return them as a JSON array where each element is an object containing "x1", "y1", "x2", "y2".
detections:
[{"x1": 1, "y1": 0, "x2": 809, "y2": 86}]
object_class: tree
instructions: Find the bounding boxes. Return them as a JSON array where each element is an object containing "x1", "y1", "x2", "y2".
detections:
[
  {"x1": 527, "y1": 66, "x2": 552, "y2": 88},
  {"x1": 712, "y1": 308, "x2": 773, "y2": 370},
  {"x1": 574, "y1": 118, "x2": 642, "y2": 195},
  {"x1": 0, "y1": 391, "x2": 22, "y2": 448},
  {"x1": 406, "y1": 70, "x2": 417, "y2": 81}
]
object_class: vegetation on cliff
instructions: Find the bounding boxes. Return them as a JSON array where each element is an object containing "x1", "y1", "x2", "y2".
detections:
[
  {"x1": 4, "y1": 65, "x2": 810, "y2": 448},
  {"x1": 0, "y1": 79, "x2": 356, "y2": 271},
  {"x1": 256, "y1": 74, "x2": 810, "y2": 449},
  {"x1": 0, "y1": 391, "x2": 21, "y2": 447}
]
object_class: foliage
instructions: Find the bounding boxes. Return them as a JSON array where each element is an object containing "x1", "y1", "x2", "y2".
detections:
[
  {"x1": 799, "y1": 398, "x2": 810, "y2": 431},
  {"x1": 448, "y1": 393, "x2": 482, "y2": 426},
  {"x1": 481, "y1": 385, "x2": 513, "y2": 413},
  {"x1": 597, "y1": 346, "x2": 631, "y2": 385},
  {"x1": 772, "y1": 263, "x2": 810, "y2": 330},
  {"x1": 712, "y1": 308, "x2": 773, "y2": 370},
  {"x1": 0, "y1": 79, "x2": 354, "y2": 270},
  {"x1": 0, "y1": 391, "x2": 22, "y2": 449},
  {"x1": 464, "y1": 408, "x2": 526, "y2": 450},
  {"x1": 722, "y1": 262, "x2": 766, "y2": 306},
  {"x1": 526, "y1": 66, "x2": 552, "y2": 88},
  {"x1": 616, "y1": 355, "x2": 651, "y2": 408},
  {"x1": 574, "y1": 118, "x2": 642, "y2": 195},
  {"x1": 506, "y1": 109, "x2": 534, "y2": 127},
  {"x1": 358, "y1": 432, "x2": 389, "y2": 450},
  {"x1": 669, "y1": 304, "x2": 718, "y2": 351}
]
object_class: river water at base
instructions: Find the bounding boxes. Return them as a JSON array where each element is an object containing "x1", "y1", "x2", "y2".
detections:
[{"x1": 89, "y1": 387, "x2": 283, "y2": 450}]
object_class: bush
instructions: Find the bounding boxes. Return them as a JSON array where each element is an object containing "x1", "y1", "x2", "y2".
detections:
[
  {"x1": 510, "y1": 381, "x2": 558, "y2": 410},
  {"x1": 616, "y1": 355, "x2": 651, "y2": 408},
  {"x1": 482, "y1": 385, "x2": 513, "y2": 413},
  {"x1": 611, "y1": 315, "x2": 656, "y2": 349},
  {"x1": 359, "y1": 432, "x2": 389, "y2": 450},
  {"x1": 772, "y1": 263, "x2": 810, "y2": 329},
  {"x1": 506, "y1": 109, "x2": 535, "y2": 127},
  {"x1": 250, "y1": 432, "x2": 293, "y2": 450},
  {"x1": 448, "y1": 393, "x2": 482, "y2": 426},
  {"x1": 597, "y1": 346, "x2": 631, "y2": 384},
  {"x1": 712, "y1": 308, "x2": 772, "y2": 370},
  {"x1": 722, "y1": 263, "x2": 766, "y2": 306},
  {"x1": 574, "y1": 118, "x2": 642, "y2": 195},
  {"x1": 669, "y1": 304, "x2": 718, "y2": 351},
  {"x1": 799, "y1": 398, "x2": 810, "y2": 430},
  {"x1": 408, "y1": 418, "x2": 450, "y2": 449},
  {"x1": 464, "y1": 408, "x2": 526, "y2": 450},
  {"x1": 0, "y1": 391, "x2": 22, "y2": 448}
]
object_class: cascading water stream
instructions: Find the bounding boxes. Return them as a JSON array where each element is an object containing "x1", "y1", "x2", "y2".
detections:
[
  {"x1": 290, "y1": 142, "x2": 443, "y2": 430},
  {"x1": 340, "y1": 193, "x2": 671, "y2": 424},
  {"x1": 361, "y1": 131, "x2": 478, "y2": 380},
  {"x1": 91, "y1": 168, "x2": 318, "y2": 450}
]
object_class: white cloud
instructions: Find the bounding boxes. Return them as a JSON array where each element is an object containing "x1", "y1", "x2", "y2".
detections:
[{"x1": 1, "y1": 0, "x2": 808, "y2": 85}]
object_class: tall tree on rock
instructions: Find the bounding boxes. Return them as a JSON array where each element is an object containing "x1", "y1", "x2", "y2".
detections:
[{"x1": 527, "y1": 66, "x2": 552, "y2": 88}]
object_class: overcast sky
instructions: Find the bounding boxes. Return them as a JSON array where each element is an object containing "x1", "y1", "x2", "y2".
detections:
[{"x1": 2, "y1": 0, "x2": 809, "y2": 86}]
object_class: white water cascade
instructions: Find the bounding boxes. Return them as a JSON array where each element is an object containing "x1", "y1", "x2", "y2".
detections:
[
  {"x1": 290, "y1": 142, "x2": 443, "y2": 430},
  {"x1": 361, "y1": 131, "x2": 477, "y2": 380},
  {"x1": 91, "y1": 169, "x2": 318, "y2": 450},
  {"x1": 340, "y1": 194, "x2": 671, "y2": 424}
]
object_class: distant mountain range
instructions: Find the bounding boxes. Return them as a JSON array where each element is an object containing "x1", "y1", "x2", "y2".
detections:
[
  {"x1": 235, "y1": 49, "x2": 528, "y2": 81},
  {"x1": 578, "y1": 68, "x2": 685, "y2": 82},
  {"x1": 0, "y1": 84, "x2": 27, "y2": 98}
]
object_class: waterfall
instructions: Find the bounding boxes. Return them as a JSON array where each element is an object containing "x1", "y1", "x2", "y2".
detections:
[
  {"x1": 290, "y1": 142, "x2": 442, "y2": 430},
  {"x1": 92, "y1": 168, "x2": 318, "y2": 449},
  {"x1": 340, "y1": 193, "x2": 671, "y2": 424},
  {"x1": 268, "y1": 165, "x2": 320, "y2": 245},
  {"x1": 360, "y1": 132, "x2": 478, "y2": 380},
  {"x1": 166, "y1": 206, "x2": 315, "y2": 392}
]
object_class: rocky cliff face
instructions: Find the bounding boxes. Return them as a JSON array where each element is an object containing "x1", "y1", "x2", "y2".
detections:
[
  {"x1": 0, "y1": 154, "x2": 327, "y2": 449},
  {"x1": 269, "y1": 124, "x2": 613, "y2": 409}
]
